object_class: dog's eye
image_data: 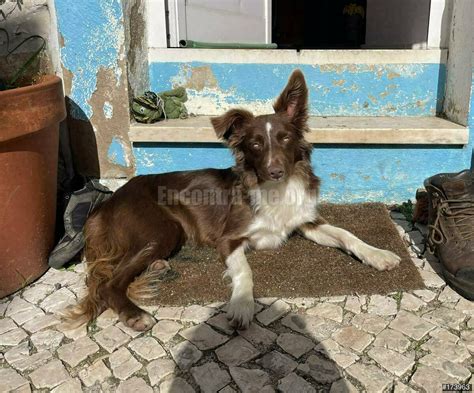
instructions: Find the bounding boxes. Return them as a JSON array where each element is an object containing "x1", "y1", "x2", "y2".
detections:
[
  {"x1": 282, "y1": 136, "x2": 291, "y2": 143},
  {"x1": 251, "y1": 142, "x2": 262, "y2": 150}
]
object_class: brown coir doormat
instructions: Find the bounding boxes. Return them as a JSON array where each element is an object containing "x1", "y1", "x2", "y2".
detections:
[{"x1": 154, "y1": 203, "x2": 424, "y2": 305}]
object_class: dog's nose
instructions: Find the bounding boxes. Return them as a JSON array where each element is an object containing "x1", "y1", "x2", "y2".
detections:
[{"x1": 269, "y1": 166, "x2": 284, "y2": 180}]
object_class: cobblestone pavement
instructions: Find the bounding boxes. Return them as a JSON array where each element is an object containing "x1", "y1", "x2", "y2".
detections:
[{"x1": 1, "y1": 211, "x2": 473, "y2": 392}]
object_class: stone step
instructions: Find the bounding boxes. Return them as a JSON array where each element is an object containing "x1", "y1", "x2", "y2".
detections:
[{"x1": 129, "y1": 116, "x2": 468, "y2": 145}]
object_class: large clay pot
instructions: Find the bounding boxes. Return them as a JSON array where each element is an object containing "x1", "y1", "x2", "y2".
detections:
[{"x1": 0, "y1": 75, "x2": 66, "y2": 298}]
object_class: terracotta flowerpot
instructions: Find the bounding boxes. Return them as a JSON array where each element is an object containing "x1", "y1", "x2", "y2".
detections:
[{"x1": 0, "y1": 75, "x2": 66, "y2": 298}]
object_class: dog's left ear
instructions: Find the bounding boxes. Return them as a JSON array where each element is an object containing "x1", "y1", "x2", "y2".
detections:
[
  {"x1": 273, "y1": 69, "x2": 308, "y2": 129},
  {"x1": 211, "y1": 108, "x2": 254, "y2": 143}
]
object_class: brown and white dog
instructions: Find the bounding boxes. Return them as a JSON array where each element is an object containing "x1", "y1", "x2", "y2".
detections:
[{"x1": 70, "y1": 70, "x2": 400, "y2": 331}]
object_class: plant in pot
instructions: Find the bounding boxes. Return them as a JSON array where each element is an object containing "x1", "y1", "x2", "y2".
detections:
[{"x1": 0, "y1": 0, "x2": 66, "y2": 297}]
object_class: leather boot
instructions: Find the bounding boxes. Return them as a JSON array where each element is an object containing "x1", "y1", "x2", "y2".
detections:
[{"x1": 424, "y1": 170, "x2": 474, "y2": 300}]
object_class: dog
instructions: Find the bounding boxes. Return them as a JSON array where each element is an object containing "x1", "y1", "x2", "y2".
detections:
[{"x1": 69, "y1": 70, "x2": 401, "y2": 331}]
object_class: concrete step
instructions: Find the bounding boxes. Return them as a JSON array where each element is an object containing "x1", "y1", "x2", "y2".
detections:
[{"x1": 129, "y1": 116, "x2": 468, "y2": 145}]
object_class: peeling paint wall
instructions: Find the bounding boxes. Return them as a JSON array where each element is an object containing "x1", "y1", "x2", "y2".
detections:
[
  {"x1": 149, "y1": 62, "x2": 445, "y2": 117},
  {"x1": 55, "y1": 0, "x2": 134, "y2": 178}
]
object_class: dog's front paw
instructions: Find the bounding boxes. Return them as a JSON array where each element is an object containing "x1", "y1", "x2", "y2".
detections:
[
  {"x1": 226, "y1": 296, "x2": 254, "y2": 330},
  {"x1": 361, "y1": 247, "x2": 401, "y2": 271},
  {"x1": 119, "y1": 311, "x2": 155, "y2": 331}
]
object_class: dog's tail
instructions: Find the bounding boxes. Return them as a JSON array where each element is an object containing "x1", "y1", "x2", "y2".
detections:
[{"x1": 63, "y1": 212, "x2": 122, "y2": 327}]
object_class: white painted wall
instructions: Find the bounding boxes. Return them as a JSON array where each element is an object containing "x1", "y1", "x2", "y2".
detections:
[
  {"x1": 427, "y1": 0, "x2": 453, "y2": 49},
  {"x1": 443, "y1": 0, "x2": 473, "y2": 126}
]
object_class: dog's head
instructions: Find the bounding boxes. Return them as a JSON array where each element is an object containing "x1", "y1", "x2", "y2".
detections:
[{"x1": 211, "y1": 70, "x2": 311, "y2": 183}]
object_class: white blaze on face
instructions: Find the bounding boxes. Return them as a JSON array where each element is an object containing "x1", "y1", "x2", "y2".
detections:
[{"x1": 265, "y1": 122, "x2": 272, "y2": 167}]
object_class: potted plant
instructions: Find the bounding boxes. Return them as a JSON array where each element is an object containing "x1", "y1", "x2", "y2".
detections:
[{"x1": 0, "y1": 0, "x2": 66, "y2": 297}]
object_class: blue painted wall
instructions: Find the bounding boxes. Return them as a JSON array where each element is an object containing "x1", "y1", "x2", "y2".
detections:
[{"x1": 149, "y1": 62, "x2": 445, "y2": 116}]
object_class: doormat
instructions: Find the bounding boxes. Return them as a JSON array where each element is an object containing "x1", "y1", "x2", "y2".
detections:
[{"x1": 154, "y1": 203, "x2": 425, "y2": 305}]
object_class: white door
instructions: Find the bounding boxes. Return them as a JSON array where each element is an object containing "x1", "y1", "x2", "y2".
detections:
[{"x1": 168, "y1": 0, "x2": 272, "y2": 47}]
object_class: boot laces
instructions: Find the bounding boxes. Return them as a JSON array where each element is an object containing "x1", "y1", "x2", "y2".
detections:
[{"x1": 428, "y1": 197, "x2": 474, "y2": 252}]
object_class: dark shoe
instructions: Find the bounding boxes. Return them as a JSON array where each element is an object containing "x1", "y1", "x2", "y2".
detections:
[
  {"x1": 48, "y1": 179, "x2": 112, "y2": 268},
  {"x1": 424, "y1": 170, "x2": 474, "y2": 300}
]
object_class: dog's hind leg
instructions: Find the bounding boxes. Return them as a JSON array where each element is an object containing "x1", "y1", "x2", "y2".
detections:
[{"x1": 300, "y1": 221, "x2": 401, "y2": 271}]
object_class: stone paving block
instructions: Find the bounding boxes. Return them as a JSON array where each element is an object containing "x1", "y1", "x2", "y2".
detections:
[
  {"x1": 307, "y1": 303, "x2": 343, "y2": 323},
  {"x1": 297, "y1": 354, "x2": 342, "y2": 384},
  {"x1": 0, "y1": 367, "x2": 30, "y2": 392},
  {"x1": 344, "y1": 296, "x2": 364, "y2": 314},
  {"x1": 282, "y1": 313, "x2": 339, "y2": 342},
  {"x1": 0, "y1": 327, "x2": 28, "y2": 346},
  {"x1": 411, "y1": 257, "x2": 424, "y2": 268},
  {"x1": 256, "y1": 300, "x2": 291, "y2": 326},
  {"x1": 31, "y1": 329, "x2": 64, "y2": 351},
  {"x1": 170, "y1": 340, "x2": 203, "y2": 370},
  {"x1": 238, "y1": 322, "x2": 277, "y2": 349},
  {"x1": 257, "y1": 297, "x2": 278, "y2": 306},
  {"x1": 421, "y1": 338, "x2": 471, "y2": 363},
  {"x1": 55, "y1": 321, "x2": 87, "y2": 339},
  {"x1": 419, "y1": 354, "x2": 471, "y2": 380},
  {"x1": 429, "y1": 327, "x2": 459, "y2": 343},
  {"x1": 10, "y1": 304, "x2": 44, "y2": 326},
  {"x1": 22, "y1": 313, "x2": 60, "y2": 334},
  {"x1": 0, "y1": 300, "x2": 9, "y2": 316},
  {"x1": 329, "y1": 378, "x2": 358, "y2": 393},
  {"x1": 438, "y1": 286, "x2": 462, "y2": 303},
  {"x1": 160, "y1": 376, "x2": 195, "y2": 393},
  {"x1": 368, "y1": 295, "x2": 398, "y2": 316},
  {"x1": 419, "y1": 270, "x2": 445, "y2": 289},
  {"x1": 400, "y1": 293, "x2": 426, "y2": 311},
  {"x1": 455, "y1": 298, "x2": 474, "y2": 315},
  {"x1": 346, "y1": 363, "x2": 393, "y2": 393},
  {"x1": 116, "y1": 321, "x2": 144, "y2": 338},
  {"x1": 96, "y1": 308, "x2": 118, "y2": 329},
  {"x1": 282, "y1": 297, "x2": 315, "y2": 308},
  {"x1": 460, "y1": 329, "x2": 474, "y2": 352},
  {"x1": 9, "y1": 349, "x2": 52, "y2": 372},
  {"x1": 109, "y1": 347, "x2": 142, "y2": 380},
  {"x1": 179, "y1": 323, "x2": 229, "y2": 350},
  {"x1": 57, "y1": 336, "x2": 99, "y2": 367},
  {"x1": 215, "y1": 336, "x2": 260, "y2": 366},
  {"x1": 229, "y1": 366, "x2": 271, "y2": 392},
  {"x1": 39, "y1": 287, "x2": 76, "y2": 314},
  {"x1": 6, "y1": 297, "x2": 35, "y2": 317},
  {"x1": 29, "y1": 359, "x2": 70, "y2": 389},
  {"x1": 51, "y1": 378, "x2": 83, "y2": 393},
  {"x1": 314, "y1": 338, "x2": 359, "y2": 369},
  {"x1": 147, "y1": 358, "x2": 176, "y2": 386},
  {"x1": 94, "y1": 325, "x2": 130, "y2": 353},
  {"x1": 423, "y1": 307, "x2": 466, "y2": 330},
  {"x1": 0, "y1": 317, "x2": 17, "y2": 335},
  {"x1": 129, "y1": 336, "x2": 166, "y2": 360},
  {"x1": 191, "y1": 362, "x2": 231, "y2": 393},
  {"x1": 116, "y1": 377, "x2": 153, "y2": 393},
  {"x1": 276, "y1": 332, "x2": 314, "y2": 359},
  {"x1": 351, "y1": 313, "x2": 389, "y2": 335},
  {"x1": 78, "y1": 360, "x2": 112, "y2": 387},
  {"x1": 40, "y1": 269, "x2": 82, "y2": 287},
  {"x1": 155, "y1": 306, "x2": 184, "y2": 320},
  {"x1": 219, "y1": 386, "x2": 237, "y2": 393},
  {"x1": 389, "y1": 310, "x2": 435, "y2": 340},
  {"x1": 4, "y1": 342, "x2": 29, "y2": 366},
  {"x1": 393, "y1": 382, "x2": 417, "y2": 393},
  {"x1": 278, "y1": 372, "x2": 316, "y2": 393},
  {"x1": 181, "y1": 305, "x2": 216, "y2": 323},
  {"x1": 411, "y1": 366, "x2": 451, "y2": 392},
  {"x1": 372, "y1": 328, "x2": 411, "y2": 353},
  {"x1": 257, "y1": 350, "x2": 297, "y2": 378},
  {"x1": 413, "y1": 289, "x2": 437, "y2": 303},
  {"x1": 368, "y1": 347, "x2": 414, "y2": 377},
  {"x1": 21, "y1": 284, "x2": 54, "y2": 304},
  {"x1": 206, "y1": 313, "x2": 235, "y2": 335},
  {"x1": 152, "y1": 319, "x2": 183, "y2": 343},
  {"x1": 331, "y1": 326, "x2": 373, "y2": 353}
]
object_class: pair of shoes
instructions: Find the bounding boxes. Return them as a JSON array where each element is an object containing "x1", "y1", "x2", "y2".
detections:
[
  {"x1": 48, "y1": 179, "x2": 112, "y2": 269},
  {"x1": 424, "y1": 170, "x2": 474, "y2": 300}
]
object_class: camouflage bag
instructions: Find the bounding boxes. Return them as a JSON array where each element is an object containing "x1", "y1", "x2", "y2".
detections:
[{"x1": 131, "y1": 88, "x2": 188, "y2": 124}]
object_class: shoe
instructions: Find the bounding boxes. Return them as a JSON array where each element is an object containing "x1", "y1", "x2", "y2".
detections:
[
  {"x1": 424, "y1": 170, "x2": 474, "y2": 300},
  {"x1": 48, "y1": 179, "x2": 112, "y2": 268}
]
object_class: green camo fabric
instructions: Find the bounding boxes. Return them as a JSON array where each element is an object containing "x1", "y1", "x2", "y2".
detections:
[{"x1": 131, "y1": 87, "x2": 188, "y2": 124}]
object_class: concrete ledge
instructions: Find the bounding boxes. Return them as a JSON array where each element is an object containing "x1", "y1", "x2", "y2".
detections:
[{"x1": 129, "y1": 116, "x2": 468, "y2": 145}]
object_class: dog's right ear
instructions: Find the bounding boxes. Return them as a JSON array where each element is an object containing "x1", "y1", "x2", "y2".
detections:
[{"x1": 211, "y1": 109, "x2": 254, "y2": 142}]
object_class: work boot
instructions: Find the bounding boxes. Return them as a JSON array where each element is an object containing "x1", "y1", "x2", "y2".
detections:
[{"x1": 424, "y1": 170, "x2": 474, "y2": 300}]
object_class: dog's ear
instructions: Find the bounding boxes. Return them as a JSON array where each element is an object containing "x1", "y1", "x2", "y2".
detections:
[
  {"x1": 211, "y1": 108, "x2": 254, "y2": 142},
  {"x1": 273, "y1": 69, "x2": 308, "y2": 129}
]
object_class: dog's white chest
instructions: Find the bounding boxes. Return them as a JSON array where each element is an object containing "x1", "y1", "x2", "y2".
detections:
[{"x1": 245, "y1": 177, "x2": 317, "y2": 250}]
